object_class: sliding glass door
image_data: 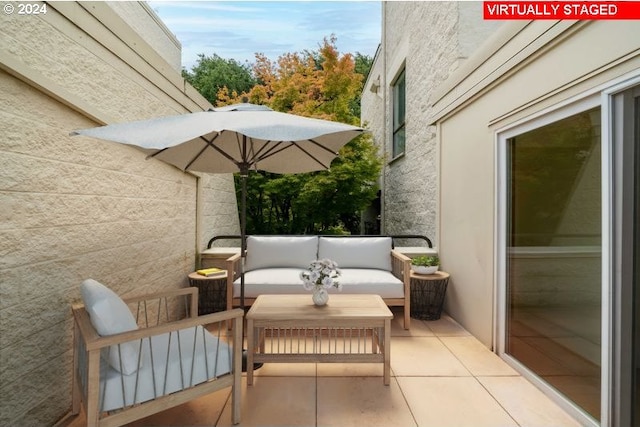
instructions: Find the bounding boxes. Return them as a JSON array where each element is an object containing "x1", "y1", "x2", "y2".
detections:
[
  {"x1": 499, "y1": 80, "x2": 640, "y2": 426},
  {"x1": 505, "y1": 106, "x2": 602, "y2": 421}
]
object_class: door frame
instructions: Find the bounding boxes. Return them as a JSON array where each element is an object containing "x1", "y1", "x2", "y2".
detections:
[{"x1": 603, "y1": 77, "x2": 640, "y2": 427}]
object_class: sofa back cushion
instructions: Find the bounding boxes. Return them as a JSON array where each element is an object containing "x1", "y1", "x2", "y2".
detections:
[
  {"x1": 318, "y1": 237, "x2": 392, "y2": 271},
  {"x1": 80, "y1": 279, "x2": 141, "y2": 375},
  {"x1": 244, "y1": 236, "x2": 319, "y2": 271}
]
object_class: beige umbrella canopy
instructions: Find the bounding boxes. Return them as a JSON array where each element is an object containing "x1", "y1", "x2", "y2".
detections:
[
  {"x1": 71, "y1": 103, "x2": 364, "y2": 175},
  {"x1": 71, "y1": 103, "x2": 365, "y2": 308}
]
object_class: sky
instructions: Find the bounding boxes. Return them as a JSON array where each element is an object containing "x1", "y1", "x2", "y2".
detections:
[{"x1": 148, "y1": 1, "x2": 382, "y2": 70}]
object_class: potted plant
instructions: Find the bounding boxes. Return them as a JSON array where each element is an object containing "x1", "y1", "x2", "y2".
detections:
[{"x1": 411, "y1": 255, "x2": 439, "y2": 275}]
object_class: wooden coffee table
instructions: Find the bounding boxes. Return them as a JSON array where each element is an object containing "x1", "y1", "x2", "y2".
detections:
[{"x1": 246, "y1": 294, "x2": 393, "y2": 385}]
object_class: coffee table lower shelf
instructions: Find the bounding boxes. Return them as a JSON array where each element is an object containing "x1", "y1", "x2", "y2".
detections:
[{"x1": 245, "y1": 294, "x2": 393, "y2": 385}]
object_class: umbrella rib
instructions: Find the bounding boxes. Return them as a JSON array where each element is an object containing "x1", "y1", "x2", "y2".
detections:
[
  {"x1": 201, "y1": 133, "x2": 239, "y2": 165},
  {"x1": 254, "y1": 142, "x2": 294, "y2": 164},
  {"x1": 183, "y1": 133, "x2": 241, "y2": 171},
  {"x1": 308, "y1": 137, "x2": 343, "y2": 156},
  {"x1": 256, "y1": 140, "x2": 332, "y2": 170},
  {"x1": 292, "y1": 140, "x2": 332, "y2": 169},
  {"x1": 246, "y1": 140, "x2": 280, "y2": 167}
]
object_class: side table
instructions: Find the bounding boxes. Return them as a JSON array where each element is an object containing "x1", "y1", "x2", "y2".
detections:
[
  {"x1": 187, "y1": 271, "x2": 228, "y2": 315},
  {"x1": 410, "y1": 270, "x2": 450, "y2": 320}
]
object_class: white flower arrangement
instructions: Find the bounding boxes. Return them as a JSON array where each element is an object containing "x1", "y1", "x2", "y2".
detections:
[{"x1": 300, "y1": 259, "x2": 342, "y2": 291}]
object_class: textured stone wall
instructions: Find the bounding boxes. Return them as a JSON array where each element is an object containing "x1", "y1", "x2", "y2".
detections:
[
  {"x1": 0, "y1": 4, "x2": 238, "y2": 425},
  {"x1": 108, "y1": 1, "x2": 182, "y2": 72},
  {"x1": 367, "y1": 2, "x2": 501, "y2": 246},
  {"x1": 198, "y1": 173, "x2": 241, "y2": 252}
]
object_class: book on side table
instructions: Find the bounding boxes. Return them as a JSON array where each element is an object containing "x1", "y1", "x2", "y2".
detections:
[{"x1": 196, "y1": 267, "x2": 226, "y2": 278}]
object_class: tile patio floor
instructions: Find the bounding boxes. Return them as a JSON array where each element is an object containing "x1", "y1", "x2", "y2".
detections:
[{"x1": 65, "y1": 310, "x2": 584, "y2": 427}]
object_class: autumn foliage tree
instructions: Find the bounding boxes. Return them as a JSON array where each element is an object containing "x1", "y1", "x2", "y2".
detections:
[{"x1": 217, "y1": 36, "x2": 381, "y2": 234}]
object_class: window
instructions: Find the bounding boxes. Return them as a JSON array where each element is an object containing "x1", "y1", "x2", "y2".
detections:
[{"x1": 392, "y1": 69, "x2": 406, "y2": 158}]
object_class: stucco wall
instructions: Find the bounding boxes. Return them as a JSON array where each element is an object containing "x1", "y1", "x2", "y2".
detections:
[
  {"x1": 434, "y1": 20, "x2": 640, "y2": 346},
  {"x1": 0, "y1": 3, "x2": 238, "y2": 424},
  {"x1": 375, "y1": 2, "x2": 501, "y2": 244},
  {"x1": 108, "y1": 1, "x2": 182, "y2": 72},
  {"x1": 198, "y1": 173, "x2": 242, "y2": 252}
]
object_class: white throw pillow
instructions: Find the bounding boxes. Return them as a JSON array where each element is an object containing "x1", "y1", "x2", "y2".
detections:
[
  {"x1": 80, "y1": 279, "x2": 141, "y2": 375},
  {"x1": 244, "y1": 236, "x2": 318, "y2": 271},
  {"x1": 318, "y1": 237, "x2": 392, "y2": 271}
]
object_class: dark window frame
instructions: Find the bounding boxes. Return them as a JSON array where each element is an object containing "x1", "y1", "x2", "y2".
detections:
[{"x1": 392, "y1": 68, "x2": 406, "y2": 159}]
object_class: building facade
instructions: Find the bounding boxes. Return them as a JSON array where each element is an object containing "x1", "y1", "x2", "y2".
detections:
[
  {"x1": 0, "y1": 2, "x2": 239, "y2": 424},
  {"x1": 363, "y1": 2, "x2": 640, "y2": 426},
  {"x1": 362, "y1": 2, "x2": 500, "y2": 243}
]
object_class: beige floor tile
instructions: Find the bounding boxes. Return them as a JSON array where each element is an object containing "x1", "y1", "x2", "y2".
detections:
[
  {"x1": 317, "y1": 362, "x2": 384, "y2": 378},
  {"x1": 391, "y1": 337, "x2": 470, "y2": 376},
  {"x1": 391, "y1": 315, "x2": 435, "y2": 337},
  {"x1": 317, "y1": 377, "x2": 417, "y2": 426},
  {"x1": 250, "y1": 362, "x2": 317, "y2": 377},
  {"x1": 440, "y1": 336, "x2": 519, "y2": 376},
  {"x1": 217, "y1": 377, "x2": 316, "y2": 426},
  {"x1": 398, "y1": 377, "x2": 518, "y2": 427},
  {"x1": 478, "y1": 376, "x2": 584, "y2": 427},
  {"x1": 125, "y1": 388, "x2": 230, "y2": 426},
  {"x1": 60, "y1": 309, "x2": 584, "y2": 427},
  {"x1": 425, "y1": 314, "x2": 471, "y2": 336}
]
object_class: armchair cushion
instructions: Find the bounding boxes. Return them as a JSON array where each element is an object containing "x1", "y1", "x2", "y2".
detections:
[
  {"x1": 318, "y1": 237, "x2": 392, "y2": 271},
  {"x1": 244, "y1": 236, "x2": 318, "y2": 271},
  {"x1": 80, "y1": 279, "x2": 141, "y2": 375},
  {"x1": 100, "y1": 326, "x2": 231, "y2": 411}
]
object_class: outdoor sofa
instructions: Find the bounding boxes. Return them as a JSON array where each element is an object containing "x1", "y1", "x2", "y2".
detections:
[{"x1": 225, "y1": 235, "x2": 413, "y2": 329}]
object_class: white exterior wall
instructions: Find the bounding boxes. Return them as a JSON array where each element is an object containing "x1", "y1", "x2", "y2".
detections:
[
  {"x1": 0, "y1": 2, "x2": 238, "y2": 424},
  {"x1": 361, "y1": 46, "x2": 383, "y2": 155},
  {"x1": 432, "y1": 20, "x2": 640, "y2": 346}
]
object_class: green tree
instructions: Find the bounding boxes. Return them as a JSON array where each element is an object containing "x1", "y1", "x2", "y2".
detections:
[
  {"x1": 182, "y1": 54, "x2": 255, "y2": 105},
  {"x1": 295, "y1": 133, "x2": 381, "y2": 233},
  {"x1": 226, "y1": 36, "x2": 382, "y2": 235}
]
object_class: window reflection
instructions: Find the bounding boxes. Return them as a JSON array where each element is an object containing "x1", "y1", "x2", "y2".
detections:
[{"x1": 506, "y1": 107, "x2": 602, "y2": 420}]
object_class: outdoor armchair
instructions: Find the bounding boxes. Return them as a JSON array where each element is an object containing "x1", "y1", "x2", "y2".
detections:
[{"x1": 71, "y1": 280, "x2": 243, "y2": 427}]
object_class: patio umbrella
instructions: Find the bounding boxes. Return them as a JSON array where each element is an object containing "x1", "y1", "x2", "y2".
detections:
[{"x1": 71, "y1": 103, "x2": 365, "y2": 309}]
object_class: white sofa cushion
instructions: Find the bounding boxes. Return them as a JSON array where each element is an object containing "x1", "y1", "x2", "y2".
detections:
[
  {"x1": 100, "y1": 326, "x2": 231, "y2": 411},
  {"x1": 80, "y1": 279, "x2": 141, "y2": 375},
  {"x1": 337, "y1": 269, "x2": 404, "y2": 298},
  {"x1": 234, "y1": 268, "x2": 306, "y2": 297},
  {"x1": 244, "y1": 236, "x2": 318, "y2": 271},
  {"x1": 318, "y1": 237, "x2": 392, "y2": 271},
  {"x1": 234, "y1": 267, "x2": 403, "y2": 299}
]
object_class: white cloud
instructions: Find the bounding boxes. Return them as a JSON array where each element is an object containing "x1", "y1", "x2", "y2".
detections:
[{"x1": 148, "y1": 1, "x2": 381, "y2": 69}]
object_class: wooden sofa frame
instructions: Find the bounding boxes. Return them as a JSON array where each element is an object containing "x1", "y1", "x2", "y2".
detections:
[{"x1": 71, "y1": 287, "x2": 243, "y2": 427}]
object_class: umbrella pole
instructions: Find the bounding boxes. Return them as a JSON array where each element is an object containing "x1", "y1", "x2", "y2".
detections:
[
  {"x1": 239, "y1": 164, "x2": 262, "y2": 372},
  {"x1": 240, "y1": 167, "x2": 247, "y2": 311}
]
